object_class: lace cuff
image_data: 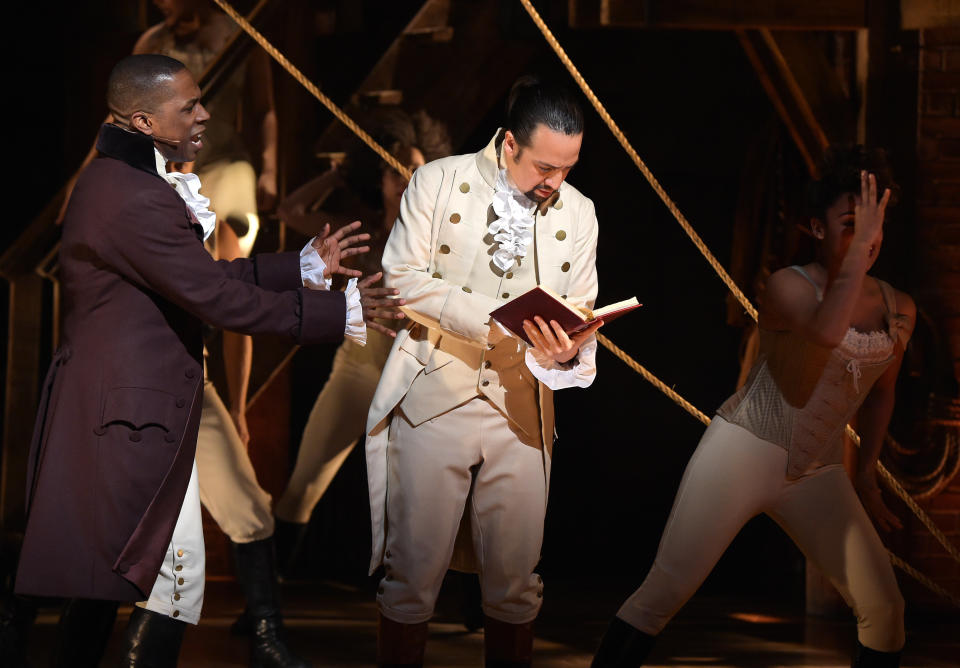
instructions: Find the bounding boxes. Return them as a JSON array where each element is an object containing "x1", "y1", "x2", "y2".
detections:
[
  {"x1": 343, "y1": 278, "x2": 366, "y2": 345},
  {"x1": 300, "y1": 239, "x2": 332, "y2": 290},
  {"x1": 523, "y1": 336, "x2": 598, "y2": 390}
]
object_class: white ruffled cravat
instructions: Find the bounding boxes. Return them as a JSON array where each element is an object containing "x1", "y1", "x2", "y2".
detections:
[
  {"x1": 154, "y1": 149, "x2": 216, "y2": 241},
  {"x1": 488, "y1": 169, "x2": 535, "y2": 272}
]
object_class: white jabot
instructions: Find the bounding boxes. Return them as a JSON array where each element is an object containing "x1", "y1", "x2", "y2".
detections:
[
  {"x1": 154, "y1": 149, "x2": 216, "y2": 241},
  {"x1": 488, "y1": 168, "x2": 535, "y2": 272},
  {"x1": 299, "y1": 239, "x2": 367, "y2": 346}
]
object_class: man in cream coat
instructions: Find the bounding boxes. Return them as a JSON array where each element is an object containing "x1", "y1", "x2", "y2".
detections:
[{"x1": 365, "y1": 79, "x2": 603, "y2": 666}]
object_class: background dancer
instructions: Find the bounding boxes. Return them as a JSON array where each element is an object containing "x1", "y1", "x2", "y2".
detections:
[{"x1": 593, "y1": 147, "x2": 915, "y2": 668}]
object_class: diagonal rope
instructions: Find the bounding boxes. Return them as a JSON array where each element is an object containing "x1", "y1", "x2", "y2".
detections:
[
  {"x1": 208, "y1": 0, "x2": 960, "y2": 604},
  {"x1": 516, "y1": 0, "x2": 960, "y2": 572},
  {"x1": 517, "y1": 0, "x2": 757, "y2": 322},
  {"x1": 209, "y1": 0, "x2": 413, "y2": 182}
]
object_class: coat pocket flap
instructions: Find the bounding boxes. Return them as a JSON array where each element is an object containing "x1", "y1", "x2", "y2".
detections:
[
  {"x1": 100, "y1": 387, "x2": 179, "y2": 432},
  {"x1": 398, "y1": 325, "x2": 441, "y2": 366}
]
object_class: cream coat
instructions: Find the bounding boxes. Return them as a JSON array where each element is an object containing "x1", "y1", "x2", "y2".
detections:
[{"x1": 365, "y1": 132, "x2": 599, "y2": 573}]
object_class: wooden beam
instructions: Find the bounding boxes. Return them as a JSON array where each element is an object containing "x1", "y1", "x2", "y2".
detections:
[{"x1": 570, "y1": 0, "x2": 868, "y2": 30}]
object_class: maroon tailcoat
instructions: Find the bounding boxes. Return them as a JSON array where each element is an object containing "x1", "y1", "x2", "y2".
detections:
[{"x1": 15, "y1": 124, "x2": 346, "y2": 600}]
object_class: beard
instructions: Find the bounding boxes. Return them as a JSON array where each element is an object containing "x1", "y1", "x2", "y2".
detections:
[{"x1": 524, "y1": 184, "x2": 554, "y2": 203}]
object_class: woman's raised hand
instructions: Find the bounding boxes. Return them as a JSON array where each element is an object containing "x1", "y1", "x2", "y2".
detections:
[{"x1": 854, "y1": 171, "x2": 891, "y2": 254}]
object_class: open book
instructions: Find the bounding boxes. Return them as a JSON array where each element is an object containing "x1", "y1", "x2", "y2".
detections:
[{"x1": 490, "y1": 285, "x2": 640, "y2": 346}]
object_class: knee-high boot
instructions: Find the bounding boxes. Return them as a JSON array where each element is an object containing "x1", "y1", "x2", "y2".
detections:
[
  {"x1": 591, "y1": 617, "x2": 656, "y2": 667},
  {"x1": 120, "y1": 606, "x2": 186, "y2": 667},
  {"x1": 852, "y1": 641, "x2": 901, "y2": 668},
  {"x1": 483, "y1": 616, "x2": 533, "y2": 667},
  {"x1": 377, "y1": 613, "x2": 427, "y2": 667},
  {"x1": 51, "y1": 598, "x2": 119, "y2": 668},
  {"x1": 232, "y1": 538, "x2": 310, "y2": 668}
]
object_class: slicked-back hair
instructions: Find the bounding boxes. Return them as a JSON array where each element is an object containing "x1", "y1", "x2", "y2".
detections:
[
  {"x1": 505, "y1": 76, "x2": 584, "y2": 148},
  {"x1": 107, "y1": 54, "x2": 187, "y2": 117},
  {"x1": 805, "y1": 145, "x2": 900, "y2": 220}
]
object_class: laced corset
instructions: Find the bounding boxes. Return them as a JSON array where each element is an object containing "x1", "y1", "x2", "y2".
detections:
[{"x1": 716, "y1": 270, "x2": 904, "y2": 478}]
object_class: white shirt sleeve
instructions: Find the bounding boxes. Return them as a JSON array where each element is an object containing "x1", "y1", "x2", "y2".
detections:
[
  {"x1": 523, "y1": 334, "x2": 598, "y2": 390},
  {"x1": 300, "y1": 238, "x2": 367, "y2": 345}
]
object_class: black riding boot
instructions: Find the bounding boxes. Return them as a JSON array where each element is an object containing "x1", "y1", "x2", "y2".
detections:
[
  {"x1": 591, "y1": 617, "x2": 656, "y2": 667},
  {"x1": 273, "y1": 519, "x2": 309, "y2": 582},
  {"x1": 51, "y1": 598, "x2": 119, "y2": 667},
  {"x1": 852, "y1": 640, "x2": 901, "y2": 668},
  {"x1": 120, "y1": 606, "x2": 186, "y2": 667},
  {"x1": 232, "y1": 538, "x2": 310, "y2": 668}
]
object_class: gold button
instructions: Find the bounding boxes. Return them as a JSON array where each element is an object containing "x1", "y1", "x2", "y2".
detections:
[
  {"x1": 561, "y1": 262, "x2": 571, "y2": 272},
  {"x1": 484, "y1": 360, "x2": 492, "y2": 369},
  {"x1": 172, "y1": 610, "x2": 180, "y2": 618},
  {"x1": 459, "y1": 182, "x2": 470, "y2": 193},
  {"x1": 556, "y1": 230, "x2": 566, "y2": 241},
  {"x1": 432, "y1": 272, "x2": 442, "y2": 279},
  {"x1": 449, "y1": 213, "x2": 461, "y2": 223},
  {"x1": 178, "y1": 577, "x2": 185, "y2": 585},
  {"x1": 462, "y1": 286, "x2": 472, "y2": 293},
  {"x1": 554, "y1": 199, "x2": 563, "y2": 210},
  {"x1": 502, "y1": 292, "x2": 509, "y2": 298},
  {"x1": 177, "y1": 549, "x2": 184, "y2": 557},
  {"x1": 440, "y1": 244, "x2": 450, "y2": 254},
  {"x1": 561, "y1": 295, "x2": 568, "y2": 299},
  {"x1": 175, "y1": 565, "x2": 183, "y2": 572},
  {"x1": 505, "y1": 272, "x2": 513, "y2": 279},
  {"x1": 481, "y1": 380, "x2": 490, "y2": 387},
  {"x1": 174, "y1": 593, "x2": 181, "y2": 601}
]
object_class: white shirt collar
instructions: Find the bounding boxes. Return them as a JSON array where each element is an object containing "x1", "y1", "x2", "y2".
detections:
[{"x1": 154, "y1": 148, "x2": 217, "y2": 241}]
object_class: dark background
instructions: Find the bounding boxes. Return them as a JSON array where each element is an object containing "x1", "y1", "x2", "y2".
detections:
[{"x1": 7, "y1": 0, "x2": 886, "y2": 613}]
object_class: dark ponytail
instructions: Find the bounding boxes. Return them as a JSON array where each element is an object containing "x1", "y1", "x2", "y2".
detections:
[{"x1": 505, "y1": 76, "x2": 584, "y2": 147}]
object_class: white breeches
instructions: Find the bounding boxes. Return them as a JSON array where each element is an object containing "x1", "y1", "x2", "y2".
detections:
[
  {"x1": 141, "y1": 460, "x2": 205, "y2": 625},
  {"x1": 378, "y1": 397, "x2": 547, "y2": 625},
  {"x1": 617, "y1": 417, "x2": 905, "y2": 652},
  {"x1": 195, "y1": 380, "x2": 274, "y2": 543}
]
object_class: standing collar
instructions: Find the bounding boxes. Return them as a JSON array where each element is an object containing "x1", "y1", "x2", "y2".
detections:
[
  {"x1": 475, "y1": 128, "x2": 561, "y2": 214},
  {"x1": 95, "y1": 123, "x2": 163, "y2": 177}
]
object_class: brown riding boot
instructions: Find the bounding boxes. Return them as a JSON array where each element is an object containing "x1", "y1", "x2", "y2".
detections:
[
  {"x1": 377, "y1": 613, "x2": 428, "y2": 667},
  {"x1": 483, "y1": 616, "x2": 533, "y2": 667}
]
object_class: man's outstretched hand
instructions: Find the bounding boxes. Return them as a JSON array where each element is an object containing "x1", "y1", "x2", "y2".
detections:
[
  {"x1": 312, "y1": 220, "x2": 370, "y2": 279},
  {"x1": 359, "y1": 272, "x2": 406, "y2": 337}
]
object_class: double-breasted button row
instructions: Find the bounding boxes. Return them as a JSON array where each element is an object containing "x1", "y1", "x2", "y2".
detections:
[
  {"x1": 561, "y1": 262, "x2": 571, "y2": 272},
  {"x1": 459, "y1": 182, "x2": 470, "y2": 193},
  {"x1": 440, "y1": 244, "x2": 451, "y2": 254},
  {"x1": 449, "y1": 213, "x2": 461, "y2": 223},
  {"x1": 555, "y1": 230, "x2": 566, "y2": 241}
]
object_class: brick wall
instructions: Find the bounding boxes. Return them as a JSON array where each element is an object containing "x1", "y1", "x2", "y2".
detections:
[{"x1": 904, "y1": 26, "x2": 960, "y2": 611}]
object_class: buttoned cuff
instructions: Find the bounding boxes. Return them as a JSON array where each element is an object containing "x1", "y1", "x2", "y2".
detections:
[
  {"x1": 344, "y1": 277, "x2": 366, "y2": 345},
  {"x1": 524, "y1": 335, "x2": 598, "y2": 390},
  {"x1": 300, "y1": 238, "x2": 332, "y2": 291}
]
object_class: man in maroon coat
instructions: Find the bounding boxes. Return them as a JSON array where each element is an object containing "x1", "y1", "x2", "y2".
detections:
[{"x1": 14, "y1": 54, "x2": 389, "y2": 665}]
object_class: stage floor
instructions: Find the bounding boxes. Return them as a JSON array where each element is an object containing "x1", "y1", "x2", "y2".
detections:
[{"x1": 25, "y1": 577, "x2": 959, "y2": 666}]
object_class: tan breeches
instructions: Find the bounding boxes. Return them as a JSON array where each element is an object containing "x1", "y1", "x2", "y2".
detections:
[
  {"x1": 378, "y1": 398, "x2": 547, "y2": 625},
  {"x1": 618, "y1": 417, "x2": 905, "y2": 652},
  {"x1": 274, "y1": 347, "x2": 383, "y2": 523},
  {"x1": 197, "y1": 159, "x2": 259, "y2": 257},
  {"x1": 195, "y1": 380, "x2": 274, "y2": 543}
]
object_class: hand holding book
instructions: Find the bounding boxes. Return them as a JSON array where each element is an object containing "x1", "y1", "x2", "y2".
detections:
[
  {"x1": 522, "y1": 315, "x2": 605, "y2": 364},
  {"x1": 490, "y1": 285, "x2": 641, "y2": 349}
]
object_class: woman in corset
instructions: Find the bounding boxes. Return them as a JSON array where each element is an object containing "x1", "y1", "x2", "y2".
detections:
[{"x1": 593, "y1": 146, "x2": 915, "y2": 668}]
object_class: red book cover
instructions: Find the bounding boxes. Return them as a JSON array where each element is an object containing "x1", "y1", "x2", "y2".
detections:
[{"x1": 490, "y1": 285, "x2": 640, "y2": 346}]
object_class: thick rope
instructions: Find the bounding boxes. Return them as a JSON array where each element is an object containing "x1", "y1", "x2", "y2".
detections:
[
  {"x1": 517, "y1": 0, "x2": 757, "y2": 321},
  {"x1": 208, "y1": 0, "x2": 959, "y2": 604},
  {"x1": 209, "y1": 0, "x2": 413, "y2": 181}
]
